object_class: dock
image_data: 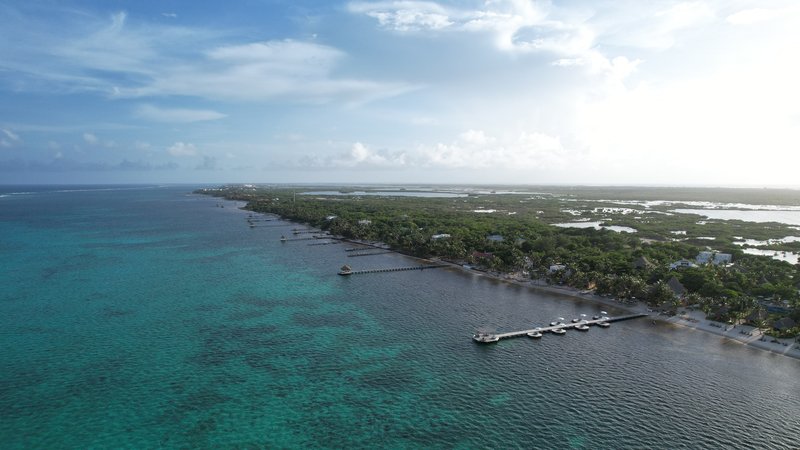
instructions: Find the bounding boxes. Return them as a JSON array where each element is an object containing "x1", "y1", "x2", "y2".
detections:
[
  {"x1": 473, "y1": 313, "x2": 648, "y2": 343},
  {"x1": 308, "y1": 241, "x2": 342, "y2": 246},
  {"x1": 281, "y1": 235, "x2": 328, "y2": 242},
  {"x1": 338, "y1": 264, "x2": 448, "y2": 275},
  {"x1": 347, "y1": 250, "x2": 394, "y2": 257},
  {"x1": 292, "y1": 229, "x2": 321, "y2": 234}
]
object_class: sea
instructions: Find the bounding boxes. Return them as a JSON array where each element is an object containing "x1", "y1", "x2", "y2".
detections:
[{"x1": 1, "y1": 185, "x2": 798, "y2": 449}]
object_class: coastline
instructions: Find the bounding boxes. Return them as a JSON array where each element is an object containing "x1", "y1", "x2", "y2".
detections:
[{"x1": 239, "y1": 205, "x2": 800, "y2": 361}]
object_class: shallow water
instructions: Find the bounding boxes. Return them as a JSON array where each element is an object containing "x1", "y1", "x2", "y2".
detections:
[{"x1": 1, "y1": 186, "x2": 797, "y2": 448}]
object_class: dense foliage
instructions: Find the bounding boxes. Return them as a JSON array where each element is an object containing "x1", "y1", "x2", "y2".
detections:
[{"x1": 200, "y1": 186, "x2": 800, "y2": 337}]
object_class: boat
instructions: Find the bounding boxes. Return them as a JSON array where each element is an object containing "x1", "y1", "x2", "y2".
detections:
[
  {"x1": 473, "y1": 332, "x2": 499, "y2": 343},
  {"x1": 576, "y1": 324, "x2": 590, "y2": 331},
  {"x1": 527, "y1": 328, "x2": 543, "y2": 339},
  {"x1": 551, "y1": 328, "x2": 566, "y2": 335},
  {"x1": 338, "y1": 264, "x2": 353, "y2": 276},
  {"x1": 597, "y1": 321, "x2": 610, "y2": 328}
]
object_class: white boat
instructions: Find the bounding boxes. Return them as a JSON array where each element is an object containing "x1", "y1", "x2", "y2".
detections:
[
  {"x1": 597, "y1": 322, "x2": 610, "y2": 328},
  {"x1": 473, "y1": 332, "x2": 499, "y2": 343},
  {"x1": 551, "y1": 328, "x2": 566, "y2": 335},
  {"x1": 576, "y1": 324, "x2": 590, "y2": 331},
  {"x1": 527, "y1": 329, "x2": 543, "y2": 338}
]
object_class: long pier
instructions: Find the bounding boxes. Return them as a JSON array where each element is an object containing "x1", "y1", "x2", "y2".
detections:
[
  {"x1": 474, "y1": 313, "x2": 648, "y2": 343},
  {"x1": 281, "y1": 235, "x2": 328, "y2": 242},
  {"x1": 308, "y1": 241, "x2": 342, "y2": 246},
  {"x1": 339, "y1": 264, "x2": 448, "y2": 276},
  {"x1": 347, "y1": 251, "x2": 394, "y2": 257}
]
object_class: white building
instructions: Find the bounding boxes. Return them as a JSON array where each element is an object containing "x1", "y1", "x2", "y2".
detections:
[{"x1": 670, "y1": 259, "x2": 698, "y2": 270}]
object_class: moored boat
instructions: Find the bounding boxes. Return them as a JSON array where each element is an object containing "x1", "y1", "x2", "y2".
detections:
[
  {"x1": 527, "y1": 329, "x2": 543, "y2": 338},
  {"x1": 473, "y1": 332, "x2": 500, "y2": 343}
]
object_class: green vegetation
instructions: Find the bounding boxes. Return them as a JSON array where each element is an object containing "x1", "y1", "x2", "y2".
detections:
[{"x1": 199, "y1": 185, "x2": 800, "y2": 337}]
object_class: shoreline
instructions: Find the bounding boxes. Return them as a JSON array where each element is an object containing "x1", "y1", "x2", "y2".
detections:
[
  {"x1": 237, "y1": 203, "x2": 800, "y2": 361},
  {"x1": 337, "y1": 235, "x2": 800, "y2": 360}
]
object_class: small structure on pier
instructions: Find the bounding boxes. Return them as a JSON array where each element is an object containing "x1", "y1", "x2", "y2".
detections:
[{"x1": 472, "y1": 313, "x2": 647, "y2": 344}]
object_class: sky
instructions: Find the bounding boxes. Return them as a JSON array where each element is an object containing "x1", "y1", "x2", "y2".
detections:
[{"x1": 1, "y1": 0, "x2": 799, "y2": 186}]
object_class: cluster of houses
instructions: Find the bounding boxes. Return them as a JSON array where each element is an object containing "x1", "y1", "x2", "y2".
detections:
[{"x1": 668, "y1": 251, "x2": 732, "y2": 270}]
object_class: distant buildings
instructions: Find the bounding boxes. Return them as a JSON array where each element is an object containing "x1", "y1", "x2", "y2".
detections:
[{"x1": 696, "y1": 251, "x2": 732, "y2": 265}]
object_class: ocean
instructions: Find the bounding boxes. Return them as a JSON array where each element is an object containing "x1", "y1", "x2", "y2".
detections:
[{"x1": 1, "y1": 185, "x2": 798, "y2": 448}]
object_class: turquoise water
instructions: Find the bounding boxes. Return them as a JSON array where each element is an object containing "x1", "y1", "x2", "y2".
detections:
[{"x1": 1, "y1": 186, "x2": 798, "y2": 448}]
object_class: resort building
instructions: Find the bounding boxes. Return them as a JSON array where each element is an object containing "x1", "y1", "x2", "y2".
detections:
[{"x1": 696, "y1": 251, "x2": 733, "y2": 265}]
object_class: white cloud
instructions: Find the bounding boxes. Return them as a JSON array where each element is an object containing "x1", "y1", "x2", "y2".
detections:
[
  {"x1": 349, "y1": 1, "x2": 453, "y2": 31},
  {"x1": 83, "y1": 133, "x2": 98, "y2": 144},
  {"x1": 134, "y1": 141, "x2": 152, "y2": 151},
  {"x1": 419, "y1": 129, "x2": 568, "y2": 169},
  {"x1": 119, "y1": 39, "x2": 415, "y2": 104},
  {"x1": 726, "y1": 8, "x2": 794, "y2": 26},
  {"x1": 134, "y1": 104, "x2": 226, "y2": 123},
  {"x1": 296, "y1": 130, "x2": 570, "y2": 171},
  {"x1": 349, "y1": 0, "x2": 641, "y2": 80},
  {"x1": 0, "y1": 11, "x2": 413, "y2": 105},
  {"x1": 1, "y1": 128, "x2": 21, "y2": 147},
  {"x1": 167, "y1": 142, "x2": 197, "y2": 157},
  {"x1": 332, "y1": 142, "x2": 407, "y2": 167}
]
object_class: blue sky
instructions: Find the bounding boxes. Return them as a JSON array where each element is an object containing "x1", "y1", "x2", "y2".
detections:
[{"x1": 1, "y1": 0, "x2": 799, "y2": 185}]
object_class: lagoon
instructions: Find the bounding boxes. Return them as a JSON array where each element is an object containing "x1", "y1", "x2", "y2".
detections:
[{"x1": 673, "y1": 208, "x2": 800, "y2": 226}]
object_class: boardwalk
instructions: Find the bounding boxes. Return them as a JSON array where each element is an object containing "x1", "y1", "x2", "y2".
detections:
[
  {"x1": 347, "y1": 251, "x2": 394, "y2": 257},
  {"x1": 281, "y1": 235, "x2": 328, "y2": 242},
  {"x1": 474, "y1": 313, "x2": 648, "y2": 343},
  {"x1": 338, "y1": 264, "x2": 449, "y2": 275}
]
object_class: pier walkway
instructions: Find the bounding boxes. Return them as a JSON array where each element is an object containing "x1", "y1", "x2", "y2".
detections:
[
  {"x1": 347, "y1": 251, "x2": 394, "y2": 257},
  {"x1": 475, "y1": 313, "x2": 648, "y2": 343},
  {"x1": 339, "y1": 264, "x2": 448, "y2": 275}
]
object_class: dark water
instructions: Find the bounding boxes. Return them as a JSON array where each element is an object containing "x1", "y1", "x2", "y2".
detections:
[{"x1": 1, "y1": 186, "x2": 798, "y2": 448}]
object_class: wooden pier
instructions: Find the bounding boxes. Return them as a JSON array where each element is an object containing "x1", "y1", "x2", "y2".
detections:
[
  {"x1": 347, "y1": 251, "x2": 394, "y2": 257},
  {"x1": 281, "y1": 235, "x2": 328, "y2": 242},
  {"x1": 292, "y1": 229, "x2": 320, "y2": 234},
  {"x1": 308, "y1": 241, "x2": 342, "y2": 246},
  {"x1": 473, "y1": 313, "x2": 648, "y2": 343},
  {"x1": 338, "y1": 264, "x2": 448, "y2": 276}
]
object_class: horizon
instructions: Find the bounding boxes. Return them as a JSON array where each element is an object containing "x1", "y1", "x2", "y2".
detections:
[
  {"x1": 3, "y1": 182, "x2": 800, "y2": 192},
  {"x1": 2, "y1": 1, "x2": 799, "y2": 186}
]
